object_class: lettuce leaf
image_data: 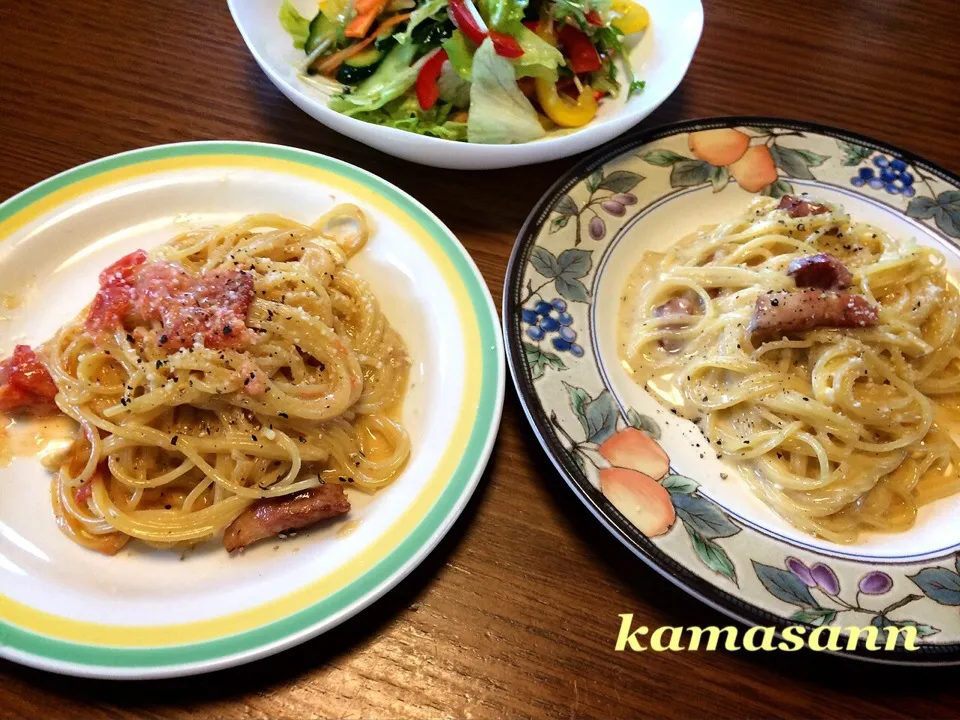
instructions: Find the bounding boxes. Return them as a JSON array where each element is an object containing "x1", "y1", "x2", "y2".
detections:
[
  {"x1": 328, "y1": 43, "x2": 421, "y2": 116},
  {"x1": 279, "y1": 0, "x2": 312, "y2": 50},
  {"x1": 437, "y1": 61, "x2": 471, "y2": 107},
  {"x1": 512, "y1": 25, "x2": 565, "y2": 81},
  {"x1": 467, "y1": 39, "x2": 545, "y2": 144},
  {"x1": 395, "y1": 0, "x2": 449, "y2": 44},
  {"x1": 350, "y1": 96, "x2": 468, "y2": 140},
  {"x1": 477, "y1": 0, "x2": 528, "y2": 31},
  {"x1": 443, "y1": 29, "x2": 475, "y2": 80},
  {"x1": 551, "y1": 0, "x2": 611, "y2": 29}
]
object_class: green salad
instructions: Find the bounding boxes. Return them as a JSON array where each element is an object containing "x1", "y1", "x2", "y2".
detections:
[{"x1": 279, "y1": 0, "x2": 650, "y2": 143}]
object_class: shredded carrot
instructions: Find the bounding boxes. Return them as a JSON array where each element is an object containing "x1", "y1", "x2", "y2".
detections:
[
  {"x1": 315, "y1": 13, "x2": 411, "y2": 75},
  {"x1": 346, "y1": 0, "x2": 391, "y2": 38}
]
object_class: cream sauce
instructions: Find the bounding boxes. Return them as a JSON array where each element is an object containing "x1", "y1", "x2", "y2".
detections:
[
  {"x1": 617, "y1": 250, "x2": 664, "y2": 377},
  {"x1": 337, "y1": 518, "x2": 362, "y2": 538},
  {"x1": 0, "y1": 414, "x2": 78, "y2": 468}
]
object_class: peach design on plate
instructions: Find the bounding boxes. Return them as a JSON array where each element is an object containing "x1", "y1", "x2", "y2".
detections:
[
  {"x1": 642, "y1": 126, "x2": 829, "y2": 199},
  {"x1": 687, "y1": 128, "x2": 750, "y2": 167},
  {"x1": 728, "y1": 145, "x2": 778, "y2": 192},
  {"x1": 598, "y1": 428, "x2": 675, "y2": 536},
  {"x1": 543, "y1": 383, "x2": 742, "y2": 580}
]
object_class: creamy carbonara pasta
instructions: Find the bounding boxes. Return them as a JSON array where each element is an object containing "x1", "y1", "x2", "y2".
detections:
[{"x1": 619, "y1": 195, "x2": 960, "y2": 542}]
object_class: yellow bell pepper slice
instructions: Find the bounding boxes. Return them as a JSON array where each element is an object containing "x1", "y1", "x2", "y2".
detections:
[
  {"x1": 611, "y1": 0, "x2": 650, "y2": 35},
  {"x1": 535, "y1": 78, "x2": 598, "y2": 128}
]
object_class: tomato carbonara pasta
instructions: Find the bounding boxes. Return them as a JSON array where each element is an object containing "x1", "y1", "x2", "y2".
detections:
[{"x1": 0, "y1": 209, "x2": 409, "y2": 554}]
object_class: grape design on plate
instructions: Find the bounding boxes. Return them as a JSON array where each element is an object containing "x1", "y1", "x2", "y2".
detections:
[
  {"x1": 521, "y1": 298, "x2": 583, "y2": 356},
  {"x1": 850, "y1": 155, "x2": 916, "y2": 197}
]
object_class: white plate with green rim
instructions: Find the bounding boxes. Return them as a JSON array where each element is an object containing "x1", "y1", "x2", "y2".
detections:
[{"x1": 0, "y1": 141, "x2": 504, "y2": 679}]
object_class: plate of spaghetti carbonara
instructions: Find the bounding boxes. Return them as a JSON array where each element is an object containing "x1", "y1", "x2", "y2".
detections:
[
  {"x1": 0, "y1": 142, "x2": 503, "y2": 678},
  {"x1": 505, "y1": 118, "x2": 960, "y2": 664},
  {"x1": 619, "y1": 194, "x2": 960, "y2": 545}
]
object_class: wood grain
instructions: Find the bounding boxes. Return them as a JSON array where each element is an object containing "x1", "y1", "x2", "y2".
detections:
[{"x1": 2, "y1": 1, "x2": 959, "y2": 718}]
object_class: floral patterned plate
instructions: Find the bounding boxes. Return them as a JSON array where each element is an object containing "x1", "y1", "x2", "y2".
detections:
[{"x1": 503, "y1": 118, "x2": 960, "y2": 664}]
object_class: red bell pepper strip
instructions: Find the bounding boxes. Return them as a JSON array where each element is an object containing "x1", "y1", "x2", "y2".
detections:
[
  {"x1": 448, "y1": 0, "x2": 524, "y2": 58},
  {"x1": 448, "y1": 0, "x2": 487, "y2": 45},
  {"x1": 489, "y1": 31, "x2": 524, "y2": 58},
  {"x1": 585, "y1": 9, "x2": 604, "y2": 26},
  {"x1": 558, "y1": 24, "x2": 601, "y2": 73},
  {"x1": 416, "y1": 49, "x2": 448, "y2": 110}
]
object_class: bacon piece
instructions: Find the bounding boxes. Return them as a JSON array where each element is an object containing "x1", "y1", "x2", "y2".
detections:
[
  {"x1": 777, "y1": 195, "x2": 830, "y2": 218},
  {"x1": 223, "y1": 484, "x2": 351, "y2": 552},
  {"x1": 75, "y1": 479, "x2": 94, "y2": 504},
  {"x1": 787, "y1": 253, "x2": 853, "y2": 290},
  {"x1": 85, "y1": 251, "x2": 255, "y2": 352},
  {"x1": 653, "y1": 295, "x2": 699, "y2": 352},
  {"x1": 74, "y1": 462, "x2": 109, "y2": 505},
  {"x1": 99, "y1": 249, "x2": 148, "y2": 287},
  {"x1": 748, "y1": 290, "x2": 879, "y2": 343},
  {"x1": 239, "y1": 357, "x2": 267, "y2": 396},
  {"x1": 654, "y1": 296, "x2": 698, "y2": 320},
  {"x1": 0, "y1": 345, "x2": 58, "y2": 414},
  {"x1": 86, "y1": 250, "x2": 150, "y2": 335},
  {"x1": 131, "y1": 264, "x2": 255, "y2": 351}
]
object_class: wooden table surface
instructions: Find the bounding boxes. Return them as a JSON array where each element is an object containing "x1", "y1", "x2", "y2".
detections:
[{"x1": 2, "y1": 1, "x2": 959, "y2": 718}]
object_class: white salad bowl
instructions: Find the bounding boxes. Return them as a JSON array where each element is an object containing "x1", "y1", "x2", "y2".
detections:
[{"x1": 228, "y1": 0, "x2": 704, "y2": 169}]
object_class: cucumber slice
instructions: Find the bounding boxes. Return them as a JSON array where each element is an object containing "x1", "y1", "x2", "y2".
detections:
[
  {"x1": 412, "y1": 18, "x2": 454, "y2": 47},
  {"x1": 336, "y1": 63, "x2": 379, "y2": 85},
  {"x1": 344, "y1": 46, "x2": 384, "y2": 68},
  {"x1": 374, "y1": 34, "x2": 399, "y2": 53},
  {"x1": 306, "y1": 12, "x2": 337, "y2": 54}
]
